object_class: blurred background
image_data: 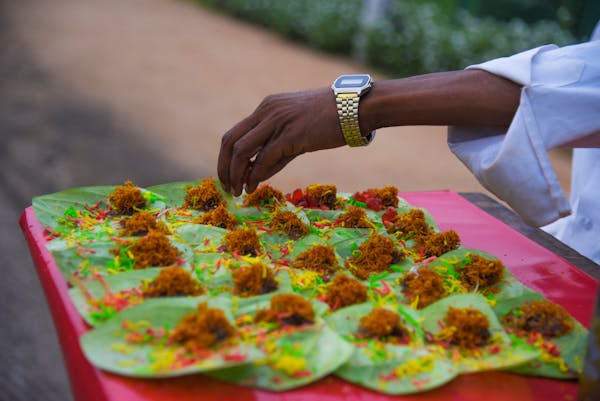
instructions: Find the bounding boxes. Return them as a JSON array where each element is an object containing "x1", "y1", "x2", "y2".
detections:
[{"x1": 1, "y1": 0, "x2": 598, "y2": 399}]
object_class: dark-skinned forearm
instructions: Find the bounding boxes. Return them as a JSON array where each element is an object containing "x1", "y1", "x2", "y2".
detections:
[{"x1": 359, "y1": 70, "x2": 521, "y2": 134}]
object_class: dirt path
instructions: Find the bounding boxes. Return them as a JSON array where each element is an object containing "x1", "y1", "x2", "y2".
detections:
[
  {"x1": 1, "y1": 1, "x2": 572, "y2": 400},
  {"x1": 7, "y1": 0, "x2": 568, "y2": 194}
]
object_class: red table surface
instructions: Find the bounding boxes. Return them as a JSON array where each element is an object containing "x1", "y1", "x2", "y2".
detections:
[{"x1": 20, "y1": 190, "x2": 598, "y2": 401}]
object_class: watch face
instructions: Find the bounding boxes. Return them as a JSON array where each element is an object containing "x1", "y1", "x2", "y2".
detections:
[{"x1": 333, "y1": 74, "x2": 371, "y2": 89}]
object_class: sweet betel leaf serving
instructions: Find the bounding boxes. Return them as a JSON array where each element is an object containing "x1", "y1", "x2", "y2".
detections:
[
  {"x1": 80, "y1": 296, "x2": 263, "y2": 377},
  {"x1": 420, "y1": 293, "x2": 539, "y2": 373},
  {"x1": 326, "y1": 302, "x2": 458, "y2": 394},
  {"x1": 208, "y1": 293, "x2": 352, "y2": 391},
  {"x1": 495, "y1": 290, "x2": 588, "y2": 378}
]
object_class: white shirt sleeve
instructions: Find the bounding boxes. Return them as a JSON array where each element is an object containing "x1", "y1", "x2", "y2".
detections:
[{"x1": 447, "y1": 40, "x2": 600, "y2": 227}]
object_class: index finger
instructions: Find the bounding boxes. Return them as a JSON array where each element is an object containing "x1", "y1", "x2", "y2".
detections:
[{"x1": 217, "y1": 116, "x2": 257, "y2": 192}]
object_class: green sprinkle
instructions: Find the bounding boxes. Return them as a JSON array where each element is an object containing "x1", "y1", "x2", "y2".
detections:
[{"x1": 64, "y1": 206, "x2": 78, "y2": 218}]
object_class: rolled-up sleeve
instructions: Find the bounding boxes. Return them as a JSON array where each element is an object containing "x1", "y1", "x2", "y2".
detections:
[{"x1": 448, "y1": 41, "x2": 600, "y2": 226}]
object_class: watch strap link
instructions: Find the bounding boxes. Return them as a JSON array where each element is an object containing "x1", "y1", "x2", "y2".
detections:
[{"x1": 335, "y1": 93, "x2": 372, "y2": 147}]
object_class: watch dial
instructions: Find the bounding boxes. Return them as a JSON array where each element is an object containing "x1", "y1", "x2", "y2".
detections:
[{"x1": 334, "y1": 75, "x2": 370, "y2": 89}]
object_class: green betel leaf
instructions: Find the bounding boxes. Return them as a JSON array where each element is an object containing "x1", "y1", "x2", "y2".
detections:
[
  {"x1": 260, "y1": 232, "x2": 327, "y2": 261},
  {"x1": 49, "y1": 234, "x2": 192, "y2": 279},
  {"x1": 194, "y1": 252, "x2": 234, "y2": 285},
  {"x1": 420, "y1": 293, "x2": 539, "y2": 374},
  {"x1": 69, "y1": 267, "x2": 162, "y2": 326},
  {"x1": 146, "y1": 181, "x2": 201, "y2": 208},
  {"x1": 491, "y1": 283, "x2": 545, "y2": 315},
  {"x1": 325, "y1": 303, "x2": 455, "y2": 394},
  {"x1": 303, "y1": 208, "x2": 344, "y2": 223},
  {"x1": 33, "y1": 186, "x2": 114, "y2": 230},
  {"x1": 335, "y1": 346, "x2": 457, "y2": 395},
  {"x1": 507, "y1": 323, "x2": 588, "y2": 378},
  {"x1": 48, "y1": 238, "x2": 117, "y2": 278},
  {"x1": 230, "y1": 207, "x2": 270, "y2": 222},
  {"x1": 34, "y1": 185, "x2": 167, "y2": 232},
  {"x1": 324, "y1": 302, "x2": 422, "y2": 339},
  {"x1": 325, "y1": 228, "x2": 377, "y2": 259},
  {"x1": 494, "y1": 290, "x2": 588, "y2": 378},
  {"x1": 228, "y1": 201, "x2": 304, "y2": 223},
  {"x1": 233, "y1": 292, "x2": 329, "y2": 320},
  {"x1": 69, "y1": 266, "x2": 205, "y2": 326},
  {"x1": 405, "y1": 247, "x2": 523, "y2": 302},
  {"x1": 205, "y1": 265, "x2": 294, "y2": 299},
  {"x1": 80, "y1": 296, "x2": 263, "y2": 378},
  {"x1": 207, "y1": 322, "x2": 353, "y2": 391},
  {"x1": 174, "y1": 224, "x2": 227, "y2": 249},
  {"x1": 147, "y1": 179, "x2": 236, "y2": 210}
]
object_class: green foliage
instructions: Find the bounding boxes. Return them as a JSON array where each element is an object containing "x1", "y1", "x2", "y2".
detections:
[
  {"x1": 201, "y1": 0, "x2": 360, "y2": 53},
  {"x1": 196, "y1": 0, "x2": 577, "y2": 76},
  {"x1": 365, "y1": 2, "x2": 577, "y2": 75}
]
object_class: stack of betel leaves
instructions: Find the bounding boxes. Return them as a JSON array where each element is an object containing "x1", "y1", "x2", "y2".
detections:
[{"x1": 32, "y1": 178, "x2": 589, "y2": 394}]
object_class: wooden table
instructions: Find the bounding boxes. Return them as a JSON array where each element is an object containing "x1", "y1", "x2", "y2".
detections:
[
  {"x1": 20, "y1": 190, "x2": 599, "y2": 401},
  {"x1": 460, "y1": 192, "x2": 600, "y2": 281}
]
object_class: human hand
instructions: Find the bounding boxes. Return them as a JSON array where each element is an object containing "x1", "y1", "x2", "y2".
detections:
[{"x1": 218, "y1": 87, "x2": 345, "y2": 195}]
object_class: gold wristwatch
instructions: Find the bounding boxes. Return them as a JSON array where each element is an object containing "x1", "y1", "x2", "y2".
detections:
[{"x1": 332, "y1": 74, "x2": 376, "y2": 147}]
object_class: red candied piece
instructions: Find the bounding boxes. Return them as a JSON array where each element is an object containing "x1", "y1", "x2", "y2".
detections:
[
  {"x1": 382, "y1": 207, "x2": 398, "y2": 227},
  {"x1": 366, "y1": 198, "x2": 383, "y2": 211}
]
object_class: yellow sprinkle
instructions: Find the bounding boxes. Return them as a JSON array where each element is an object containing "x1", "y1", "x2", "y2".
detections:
[
  {"x1": 117, "y1": 359, "x2": 138, "y2": 367},
  {"x1": 290, "y1": 270, "x2": 321, "y2": 290},
  {"x1": 149, "y1": 348, "x2": 177, "y2": 371},
  {"x1": 409, "y1": 296, "x2": 420, "y2": 309},
  {"x1": 111, "y1": 343, "x2": 136, "y2": 354},
  {"x1": 265, "y1": 341, "x2": 277, "y2": 354},
  {"x1": 394, "y1": 354, "x2": 435, "y2": 377},
  {"x1": 273, "y1": 355, "x2": 307, "y2": 376}
]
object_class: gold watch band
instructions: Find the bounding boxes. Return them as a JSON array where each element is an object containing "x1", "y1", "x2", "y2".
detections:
[{"x1": 335, "y1": 93, "x2": 370, "y2": 147}]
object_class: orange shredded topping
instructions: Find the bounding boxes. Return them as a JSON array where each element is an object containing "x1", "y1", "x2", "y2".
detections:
[
  {"x1": 347, "y1": 234, "x2": 404, "y2": 280},
  {"x1": 194, "y1": 205, "x2": 238, "y2": 229},
  {"x1": 306, "y1": 184, "x2": 338, "y2": 209},
  {"x1": 142, "y1": 266, "x2": 204, "y2": 298},
  {"x1": 334, "y1": 205, "x2": 372, "y2": 228},
  {"x1": 268, "y1": 210, "x2": 309, "y2": 240},
  {"x1": 325, "y1": 274, "x2": 368, "y2": 310},
  {"x1": 183, "y1": 178, "x2": 224, "y2": 211},
  {"x1": 130, "y1": 231, "x2": 179, "y2": 269},
  {"x1": 502, "y1": 300, "x2": 574, "y2": 338},
  {"x1": 374, "y1": 186, "x2": 399, "y2": 208},
  {"x1": 293, "y1": 245, "x2": 340, "y2": 278},
  {"x1": 387, "y1": 209, "x2": 432, "y2": 240},
  {"x1": 444, "y1": 307, "x2": 491, "y2": 349},
  {"x1": 414, "y1": 230, "x2": 460, "y2": 260},
  {"x1": 402, "y1": 268, "x2": 445, "y2": 309},
  {"x1": 120, "y1": 211, "x2": 168, "y2": 236},
  {"x1": 357, "y1": 307, "x2": 409, "y2": 344},
  {"x1": 108, "y1": 181, "x2": 146, "y2": 215},
  {"x1": 242, "y1": 184, "x2": 284, "y2": 209},
  {"x1": 232, "y1": 262, "x2": 278, "y2": 297},
  {"x1": 222, "y1": 228, "x2": 262, "y2": 256},
  {"x1": 254, "y1": 294, "x2": 315, "y2": 326},
  {"x1": 170, "y1": 302, "x2": 236, "y2": 351},
  {"x1": 457, "y1": 254, "x2": 505, "y2": 293}
]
